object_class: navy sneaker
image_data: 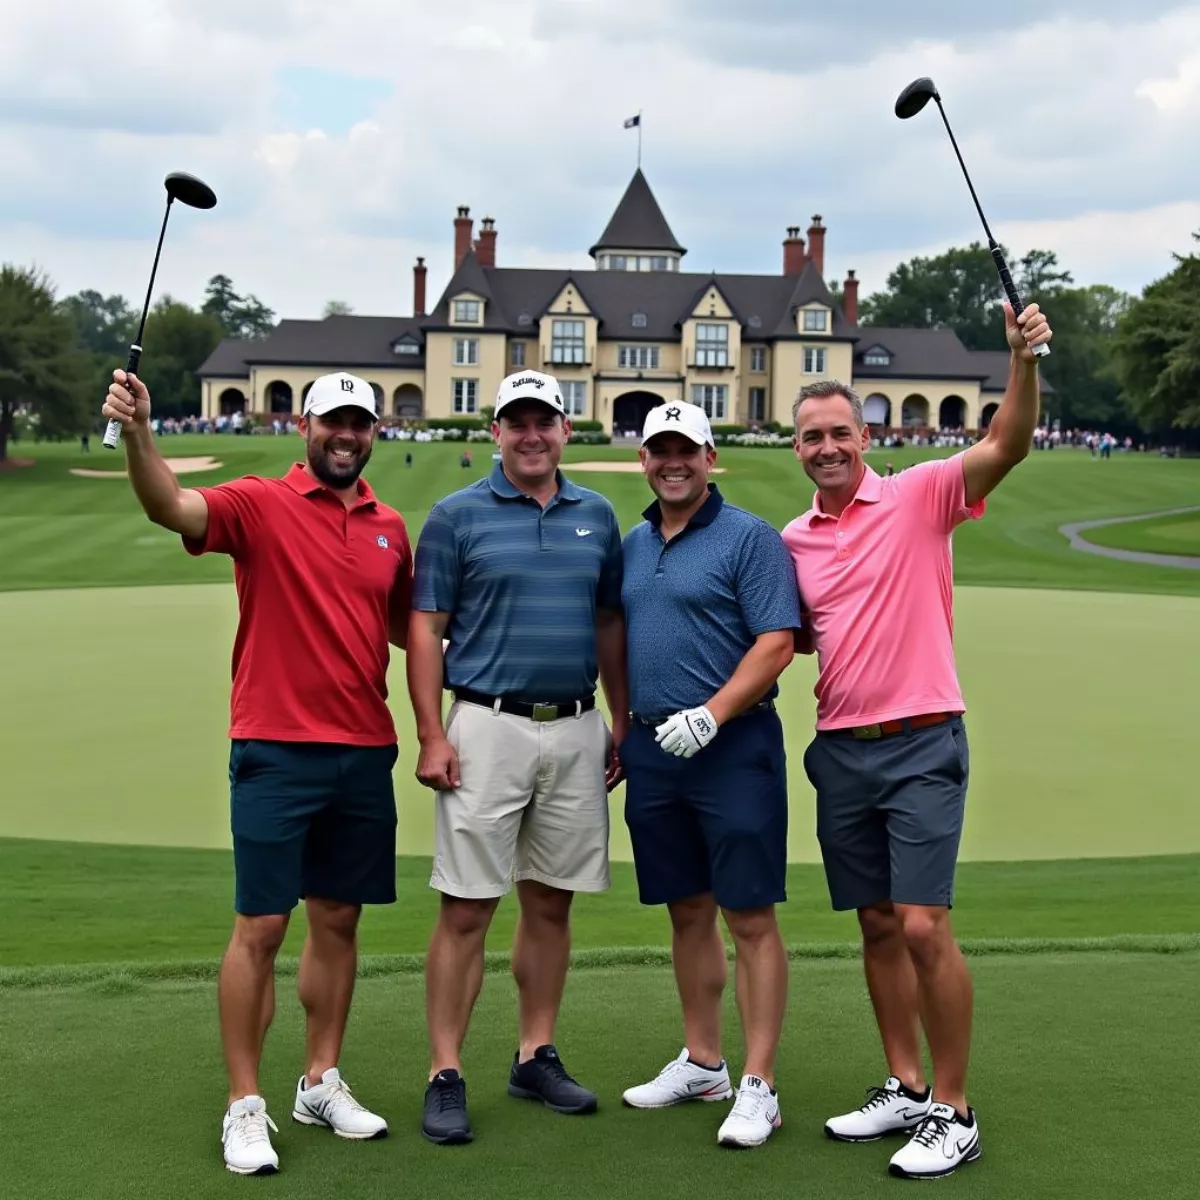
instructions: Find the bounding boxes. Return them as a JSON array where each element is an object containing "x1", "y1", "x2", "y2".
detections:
[
  {"x1": 422, "y1": 1069, "x2": 473, "y2": 1144},
  {"x1": 507, "y1": 1045, "x2": 598, "y2": 1115}
]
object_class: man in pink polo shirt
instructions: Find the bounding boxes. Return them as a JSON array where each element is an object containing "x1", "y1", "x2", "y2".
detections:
[{"x1": 781, "y1": 301, "x2": 1052, "y2": 1181}]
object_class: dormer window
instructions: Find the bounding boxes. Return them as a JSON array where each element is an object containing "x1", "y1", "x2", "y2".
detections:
[
  {"x1": 803, "y1": 309, "x2": 828, "y2": 331},
  {"x1": 453, "y1": 299, "x2": 481, "y2": 323},
  {"x1": 863, "y1": 345, "x2": 891, "y2": 366},
  {"x1": 392, "y1": 340, "x2": 419, "y2": 356},
  {"x1": 631, "y1": 311, "x2": 648, "y2": 328}
]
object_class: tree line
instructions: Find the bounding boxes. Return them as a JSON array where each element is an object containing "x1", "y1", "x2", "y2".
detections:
[{"x1": 2, "y1": 234, "x2": 1198, "y2": 462}]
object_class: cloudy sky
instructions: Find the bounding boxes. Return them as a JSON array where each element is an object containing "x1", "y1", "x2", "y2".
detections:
[{"x1": 4, "y1": 0, "x2": 1200, "y2": 323}]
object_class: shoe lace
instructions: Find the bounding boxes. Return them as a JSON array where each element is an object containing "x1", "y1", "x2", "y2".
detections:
[
  {"x1": 433, "y1": 1079, "x2": 465, "y2": 1113},
  {"x1": 910, "y1": 1111, "x2": 951, "y2": 1149},
  {"x1": 861, "y1": 1083, "x2": 899, "y2": 1111},
  {"x1": 729, "y1": 1086, "x2": 769, "y2": 1122},
  {"x1": 231, "y1": 1108, "x2": 279, "y2": 1146},
  {"x1": 655, "y1": 1060, "x2": 689, "y2": 1084},
  {"x1": 322, "y1": 1077, "x2": 367, "y2": 1115}
]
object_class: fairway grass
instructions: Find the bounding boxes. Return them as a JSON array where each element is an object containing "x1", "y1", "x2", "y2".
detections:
[
  {"x1": 1081, "y1": 509, "x2": 1200, "y2": 557},
  {"x1": 4, "y1": 580, "x2": 1197, "y2": 863},
  {"x1": 5, "y1": 954, "x2": 1197, "y2": 1199}
]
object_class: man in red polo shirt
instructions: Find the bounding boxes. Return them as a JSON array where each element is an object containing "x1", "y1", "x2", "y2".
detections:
[
  {"x1": 781, "y1": 302, "x2": 1052, "y2": 1181},
  {"x1": 102, "y1": 368, "x2": 413, "y2": 1176}
]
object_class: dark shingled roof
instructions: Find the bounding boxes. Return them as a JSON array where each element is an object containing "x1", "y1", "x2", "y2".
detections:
[
  {"x1": 199, "y1": 315, "x2": 425, "y2": 376},
  {"x1": 852, "y1": 327, "x2": 989, "y2": 382},
  {"x1": 197, "y1": 338, "x2": 255, "y2": 377},
  {"x1": 589, "y1": 169, "x2": 686, "y2": 257},
  {"x1": 968, "y1": 348, "x2": 1052, "y2": 393}
]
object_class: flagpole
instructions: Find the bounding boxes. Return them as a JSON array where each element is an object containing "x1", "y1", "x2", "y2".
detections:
[{"x1": 637, "y1": 110, "x2": 643, "y2": 168}]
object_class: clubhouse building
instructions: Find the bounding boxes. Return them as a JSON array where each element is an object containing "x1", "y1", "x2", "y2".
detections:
[{"x1": 198, "y1": 170, "x2": 1020, "y2": 435}]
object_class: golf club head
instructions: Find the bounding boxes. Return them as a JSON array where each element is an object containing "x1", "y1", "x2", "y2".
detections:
[
  {"x1": 895, "y1": 77, "x2": 940, "y2": 119},
  {"x1": 164, "y1": 171, "x2": 217, "y2": 209}
]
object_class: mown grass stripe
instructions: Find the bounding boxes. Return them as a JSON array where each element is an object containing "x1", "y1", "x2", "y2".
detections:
[{"x1": 3, "y1": 934, "x2": 1196, "y2": 992}]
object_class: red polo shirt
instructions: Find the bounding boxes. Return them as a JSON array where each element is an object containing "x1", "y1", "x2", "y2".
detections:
[{"x1": 183, "y1": 463, "x2": 413, "y2": 745}]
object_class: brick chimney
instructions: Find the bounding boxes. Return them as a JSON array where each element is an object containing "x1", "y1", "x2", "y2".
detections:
[
  {"x1": 783, "y1": 226, "x2": 807, "y2": 276},
  {"x1": 842, "y1": 269, "x2": 859, "y2": 326},
  {"x1": 806, "y1": 214, "x2": 826, "y2": 277},
  {"x1": 475, "y1": 217, "x2": 497, "y2": 268},
  {"x1": 413, "y1": 256, "x2": 427, "y2": 317},
  {"x1": 453, "y1": 205, "x2": 473, "y2": 269}
]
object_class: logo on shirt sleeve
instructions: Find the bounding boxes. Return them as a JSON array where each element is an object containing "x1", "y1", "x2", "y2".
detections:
[{"x1": 376, "y1": 535, "x2": 390, "y2": 549}]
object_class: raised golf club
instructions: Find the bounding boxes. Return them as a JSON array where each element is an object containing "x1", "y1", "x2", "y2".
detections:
[
  {"x1": 895, "y1": 77, "x2": 1049, "y2": 358},
  {"x1": 102, "y1": 171, "x2": 219, "y2": 449}
]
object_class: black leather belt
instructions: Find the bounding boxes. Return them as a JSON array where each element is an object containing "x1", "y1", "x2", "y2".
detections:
[
  {"x1": 632, "y1": 699, "x2": 775, "y2": 726},
  {"x1": 451, "y1": 687, "x2": 596, "y2": 722}
]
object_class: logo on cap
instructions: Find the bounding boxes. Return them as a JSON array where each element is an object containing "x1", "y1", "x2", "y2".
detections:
[
  {"x1": 510, "y1": 375, "x2": 544, "y2": 390},
  {"x1": 665, "y1": 406, "x2": 681, "y2": 420},
  {"x1": 340, "y1": 377, "x2": 354, "y2": 392}
]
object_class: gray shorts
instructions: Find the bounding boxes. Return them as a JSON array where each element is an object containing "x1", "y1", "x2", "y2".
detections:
[{"x1": 802, "y1": 716, "x2": 969, "y2": 911}]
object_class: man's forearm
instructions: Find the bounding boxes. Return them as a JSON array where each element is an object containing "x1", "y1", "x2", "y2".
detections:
[
  {"x1": 406, "y1": 621, "x2": 448, "y2": 742},
  {"x1": 706, "y1": 635, "x2": 794, "y2": 725},
  {"x1": 986, "y1": 354, "x2": 1040, "y2": 459},
  {"x1": 595, "y1": 611, "x2": 629, "y2": 721},
  {"x1": 122, "y1": 423, "x2": 186, "y2": 524}
]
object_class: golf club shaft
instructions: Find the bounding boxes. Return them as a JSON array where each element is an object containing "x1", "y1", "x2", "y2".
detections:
[
  {"x1": 934, "y1": 101, "x2": 1050, "y2": 359},
  {"x1": 103, "y1": 199, "x2": 175, "y2": 449}
]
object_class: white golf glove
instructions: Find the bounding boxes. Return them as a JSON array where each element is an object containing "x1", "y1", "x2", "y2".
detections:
[{"x1": 655, "y1": 706, "x2": 719, "y2": 758}]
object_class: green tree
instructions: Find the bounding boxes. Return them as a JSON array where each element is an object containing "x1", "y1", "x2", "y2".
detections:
[
  {"x1": 133, "y1": 297, "x2": 225, "y2": 419},
  {"x1": 0, "y1": 266, "x2": 92, "y2": 461},
  {"x1": 57, "y1": 289, "x2": 137, "y2": 359},
  {"x1": 323, "y1": 299, "x2": 354, "y2": 317},
  {"x1": 201, "y1": 274, "x2": 276, "y2": 340},
  {"x1": 1111, "y1": 232, "x2": 1200, "y2": 434}
]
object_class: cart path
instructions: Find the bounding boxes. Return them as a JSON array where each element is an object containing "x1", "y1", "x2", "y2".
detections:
[{"x1": 1059, "y1": 506, "x2": 1200, "y2": 569}]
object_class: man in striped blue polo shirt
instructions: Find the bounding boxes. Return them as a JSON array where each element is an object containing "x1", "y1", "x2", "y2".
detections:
[
  {"x1": 618, "y1": 401, "x2": 802, "y2": 1150},
  {"x1": 407, "y1": 369, "x2": 628, "y2": 1145}
]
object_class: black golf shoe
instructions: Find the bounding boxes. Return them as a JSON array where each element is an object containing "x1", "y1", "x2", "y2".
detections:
[
  {"x1": 422, "y1": 1069, "x2": 473, "y2": 1144},
  {"x1": 507, "y1": 1045, "x2": 598, "y2": 1114}
]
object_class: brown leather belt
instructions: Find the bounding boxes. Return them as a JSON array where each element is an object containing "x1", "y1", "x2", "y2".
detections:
[{"x1": 847, "y1": 712, "x2": 956, "y2": 740}]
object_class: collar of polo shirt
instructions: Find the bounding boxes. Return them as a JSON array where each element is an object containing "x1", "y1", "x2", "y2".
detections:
[
  {"x1": 642, "y1": 482, "x2": 724, "y2": 528},
  {"x1": 487, "y1": 461, "x2": 583, "y2": 503},
  {"x1": 282, "y1": 462, "x2": 378, "y2": 507},
  {"x1": 806, "y1": 464, "x2": 883, "y2": 521}
]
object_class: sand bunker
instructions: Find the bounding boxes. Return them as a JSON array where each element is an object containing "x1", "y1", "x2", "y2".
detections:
[
  {"x1": 568, "y1": 460, "x2": 726, "y2": 474},
  {"x1": 71, "y1": 456, "x2": 224, "y2": 479}
]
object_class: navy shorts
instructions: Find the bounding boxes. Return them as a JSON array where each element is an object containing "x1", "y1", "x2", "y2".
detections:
[
  {"x1": 803, "y1": 716, "x2": 969, "y2": 912},
  {"x1": 622, "y1": 707, "x2": 788, "y2": 911},
  {"x1": 229, "y1": 739, "x2": 399, "y2": 916}
]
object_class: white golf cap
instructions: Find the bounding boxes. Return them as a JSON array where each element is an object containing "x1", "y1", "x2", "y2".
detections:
[
  {"x1": 641, "y1": 401, "x2": 714, "y2": 448},
  {"x1": 302, "y1": 371, "x2": 379, "y2": 421},
  {"x1": 494, "y1": 370, "x2": 566, "y2": 419}
]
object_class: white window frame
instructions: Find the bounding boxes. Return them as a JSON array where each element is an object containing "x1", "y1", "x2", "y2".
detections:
[
  {"x1": 619, "y1": 345, "x2": 660, "y2": 370},
  {"x1": 451, "y1": 378, "x2": 478, "y2": 414},
  {"x1": 804, "y1": 347, "x2": 827, "y2": 374},
  {"x1": 561, "y1": 380, "x2": 587, "y2": 416},
  {"x1": 750, "y1": 346, "x2": 766, "y2": 372},
  {"x1": 510, "y1": 342, "x2": 526, "y2": 367},
  {"x1": 551, "y1": 318, "x2": 586, "y2": 364},
  {"x1": 803, "y1": 308, "x2": 828, "y2": 332},
  {"x1": 453, "y1": 337, "x2": 479, "y2": 366},
  {"x1": 694, "y1": 323, "x2": 729, "y2": 368},
  {"x1": 748, "y1": 387, "x2": 767, "y2": 423},
  {"x1": 691, "y1": 384, "x2": 727, "y2": 421},
  {"x1": 453, "y1": 299, "x2": 481, "y2": 323}
]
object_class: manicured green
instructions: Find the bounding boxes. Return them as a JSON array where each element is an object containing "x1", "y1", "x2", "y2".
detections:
[
  {"x1": 1081, "y1": 509, "x2": 1200, "y2": 557},
  {"x1": 3, "y1": 436, "x2": 1200, "y2": 595},
  {"x1": 2, "y1": 837, "x2": 1196, "y2": 970},
  {"x1": 5, "y1": 954, "x2": 1198, "y2": 1198}
]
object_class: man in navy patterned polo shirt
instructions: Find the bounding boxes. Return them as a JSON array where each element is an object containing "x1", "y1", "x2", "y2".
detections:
[
  {"x1": 407, "y1": 369, "x2": 629, "y2": 1145},
  {"x1": 618, "y1": 401, "x2": 802, "y2": 1150}
]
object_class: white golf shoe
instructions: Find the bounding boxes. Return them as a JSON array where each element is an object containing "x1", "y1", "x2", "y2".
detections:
[
  {"x1": 292, "y1": 1067, "x2": 389, "y2": 1139},
  {"x1": 622, "y1": 1048, "x2": 734, "y2": 1108},
  {"x1": 888, "y1": 1102, "x2": 981, "y2": 1179},
  {"x1": 717, "y1": 1075, "x2": 782, "y2": 1148},
  {"x1": 823, "y1": 1076, "x2": 933, "y2": 1142},
  {"x1": 222, "y1": 1095, "x2": 280, "y2": 1175}
]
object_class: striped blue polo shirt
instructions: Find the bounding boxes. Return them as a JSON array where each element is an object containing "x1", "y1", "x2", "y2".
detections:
[
  {"x1": 412, "y1": 462, "x2": 623, "y2": 700},
  {"x1": 622, "y1": 485, "x2": 802, "y2": 718}
]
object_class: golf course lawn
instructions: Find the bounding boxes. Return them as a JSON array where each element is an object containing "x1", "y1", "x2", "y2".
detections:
[{"x1": 1081, "y1": 508, "x2": 1200, "y2": 557}]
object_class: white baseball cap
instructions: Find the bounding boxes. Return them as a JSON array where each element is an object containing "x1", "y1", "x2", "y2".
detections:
[
  {"x1": 494, "y1": 370, "x2": 566, "y2": 419},
  {"x1": 303, "y1": 371, "x2": 379, "y2": 421},
  {"x1": 641, "y1": 401, "x2": 715, "y2": 448}
]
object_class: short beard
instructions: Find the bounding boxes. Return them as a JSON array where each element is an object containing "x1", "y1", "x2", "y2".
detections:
[{"x1": 307, "y1": 439, "x2": 369, "y2": 489}]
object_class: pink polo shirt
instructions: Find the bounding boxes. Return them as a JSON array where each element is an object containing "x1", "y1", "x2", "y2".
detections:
[{"x1": 781, "y1": 454, "x2": 985, "y2": 731}]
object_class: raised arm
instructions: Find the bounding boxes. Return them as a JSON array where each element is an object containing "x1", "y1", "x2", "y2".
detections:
[
  {"x1": 101, "y1": 370, "x2": 210, "y2": 540},
  {"x1": 962, "y1": 303, "x2": 1053, "y2": 507}
]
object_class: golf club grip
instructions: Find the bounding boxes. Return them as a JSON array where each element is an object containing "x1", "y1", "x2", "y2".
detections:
[
  {"x1": 992, "y1": 250, "x2": 1050, "y2": 358},
  {"x1": 102, "y1": 345, "x2": 143, "y2": 449}
]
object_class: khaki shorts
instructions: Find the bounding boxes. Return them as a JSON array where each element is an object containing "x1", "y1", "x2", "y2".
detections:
[{"x1": 430, "y1": 699, "x2": 612, "y2": 898}]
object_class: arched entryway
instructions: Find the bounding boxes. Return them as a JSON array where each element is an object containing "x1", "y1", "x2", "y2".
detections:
[
  {"x1": 393, "y1": 384, "x2": 423, "y2": 419},
  {"x1": 219, "y1": 388, "x2": 245, "y2": 415},
  {"x1": 939, "y1": 395, "x2": 966, "y2": 429},
  {"x1": 613, "y1": 390, "x2": 663, "y2": 437},
  {"x1": 980, "y1": 402, "x2": 999, "y2": 430},
  {"x1": 863, "y1": 394, "x2": 891, "y2": 428},
  {"x1": 266, "y1": 380, "x2": 293, "y2": 414},
  {"x1": 901, "y1": 394, "x2": 929, "y2": 427}
]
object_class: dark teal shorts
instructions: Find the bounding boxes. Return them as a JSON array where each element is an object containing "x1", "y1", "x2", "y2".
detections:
[{"x1": 228, "y1": 739, "x2": 399, "y2": 916}]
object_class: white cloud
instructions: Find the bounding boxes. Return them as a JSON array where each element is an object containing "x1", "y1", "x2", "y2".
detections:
[{"x1": 1, "y1": 0, "x2": 1198, "y2": 324}]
